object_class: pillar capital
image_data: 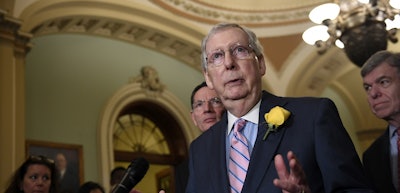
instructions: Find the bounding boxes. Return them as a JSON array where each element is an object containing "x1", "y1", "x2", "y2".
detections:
[{"x1": 0, "y1": 9, "x2": 32, "y2": 54}]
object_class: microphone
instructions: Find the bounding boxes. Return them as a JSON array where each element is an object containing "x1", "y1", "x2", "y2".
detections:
[{"x1": 112, "y1": 157, "x2": 149, "y2": 193}]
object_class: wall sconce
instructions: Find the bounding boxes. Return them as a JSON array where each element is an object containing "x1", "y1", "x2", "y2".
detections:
[{"x1": 302, "y1": 0, "x2": 400, "y2": 67}]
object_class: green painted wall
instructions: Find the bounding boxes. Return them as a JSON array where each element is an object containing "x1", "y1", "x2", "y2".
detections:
[{"x1": 25, "y1": 34, "x2": 203, "y2": 184}]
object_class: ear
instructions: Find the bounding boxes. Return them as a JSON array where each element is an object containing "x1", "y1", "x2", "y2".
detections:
[
  {"x1": 257, "y1": 55, "x2": 266, "y2": 76},
  {"x1": 190, "y1": 111, "x2": 198, "y2": 127},
  {"x1": 204, "y1": 70, "x2": 214, "y2": 89}
]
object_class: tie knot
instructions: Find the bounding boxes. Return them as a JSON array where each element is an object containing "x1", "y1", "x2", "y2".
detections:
[{"x1": 234, "y1": 118, "x2": 247, "y2": 132}]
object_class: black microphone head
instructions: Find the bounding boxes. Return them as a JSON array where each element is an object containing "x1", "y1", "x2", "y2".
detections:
[
  {"x1": 128, "y1": 157, "x2": 149, "y2": 181},
  {"x1": 113, "y1": 157, "x2": 149, "y2": 193}
]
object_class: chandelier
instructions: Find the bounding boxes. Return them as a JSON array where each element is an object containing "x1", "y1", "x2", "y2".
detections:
[{"x1": 302, "y1": 0, "x2": 400, "y2": 67}]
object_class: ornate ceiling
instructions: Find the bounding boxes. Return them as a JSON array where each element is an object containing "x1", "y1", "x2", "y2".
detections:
[
  {"x1": 17, "y1": 0, "x2": 328, "y2": 89},
  {"x1": 150, "y1": 0, "x2": 322, "y2": 26}
]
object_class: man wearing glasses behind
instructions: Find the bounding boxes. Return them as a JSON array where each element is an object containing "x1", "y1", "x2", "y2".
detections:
[
  {"x1": 175, "y1": 81, "x2": 226, "y2": 193},
  {"x1": 190, "y1": 81, "x2": 226, "y2": 132}
]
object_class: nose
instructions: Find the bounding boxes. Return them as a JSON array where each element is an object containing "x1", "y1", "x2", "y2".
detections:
[
  {"x1": 223, "y1": 51, "x2": 235, "y2": 69},
  {"x1": 35, "y1": 179, "x2": 44, "y2": 185},
  {"x1": 368, "y1": 85, "x2": 381, "y2": 99},
  {"x1": 203, "y1": 101, "x2": 213, "y2": 112}
]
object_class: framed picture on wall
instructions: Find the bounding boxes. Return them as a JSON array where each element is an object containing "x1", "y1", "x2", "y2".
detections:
[
  {"x1": 26, "y1": 140, "x2": 83, "y2": 193},
  {"x1": 156, "y1": 167, "x2": 174, "y2": 193}
]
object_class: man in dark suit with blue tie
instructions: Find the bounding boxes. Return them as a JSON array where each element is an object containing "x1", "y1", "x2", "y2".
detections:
[
  {"x1": 361, "y1": 51, "x2": 400, "y2": 193},
  {"x1": 185, "y1": 23, "x2": 374, "y2": 193}
]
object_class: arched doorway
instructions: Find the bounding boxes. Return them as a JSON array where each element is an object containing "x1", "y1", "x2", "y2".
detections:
[{"x1": 99, "y1": 82, "x2": 197, "y2": 193}]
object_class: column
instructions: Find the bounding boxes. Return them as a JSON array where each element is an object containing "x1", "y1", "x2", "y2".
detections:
[{"x1": 0, "y1": 9, "x2": 32, "y2": 188}]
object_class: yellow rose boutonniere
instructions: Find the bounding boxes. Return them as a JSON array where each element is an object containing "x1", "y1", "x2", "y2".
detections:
[{"x1": 263, "y1": 106, "x2": 291, "y2": 140}]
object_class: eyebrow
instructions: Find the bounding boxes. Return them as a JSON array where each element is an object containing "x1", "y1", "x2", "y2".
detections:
[
  {"x1": 195, "y1": 97, "x2": 219, "y2": 100},
  {"x1": 374, "y1": 75, "x2": 391, "y2": 83},
  {"x1": 207, "y1": 42, "x2": 247, "y2": 51}
]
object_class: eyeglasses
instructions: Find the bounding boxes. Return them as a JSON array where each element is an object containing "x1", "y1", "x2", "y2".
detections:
[
  {"x1": 28, "y1": 155, "x2": 55, "y2": 164},
  {"x1": 192, "y1": 97, "x2": 223, "y2": 110},
  {"x1": 206, "y1": 44, "x2": 254, "y2": 67}
]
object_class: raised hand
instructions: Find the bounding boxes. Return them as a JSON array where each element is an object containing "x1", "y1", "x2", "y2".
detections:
[{"x1": 273, "y1": 151, "x2": 311, "y2": 193}]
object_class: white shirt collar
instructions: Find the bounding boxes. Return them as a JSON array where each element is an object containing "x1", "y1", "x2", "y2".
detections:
[{"x1": 227, "y1": 100, "x2": 261, "y2": 135}]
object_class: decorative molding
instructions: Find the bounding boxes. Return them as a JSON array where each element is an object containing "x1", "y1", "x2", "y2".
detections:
[
  {"x1": 286, "y1": 49, "x2": 348, "y2": 97},
  {"x1": 306, "y1": 55, "x2": 344, "y2": 93},
  {"x1": 14, "y1": 31, "x2": 33, "y2": 55},
  {"x1": 0, "y1": 9, "x2": 20, "y2": 40},
  {"x1": 0, "y1": 9, "x2": 32, "y2": 54},
  {"x1": 30, "y1": 16, "x2": 202, "y2": 70},
  {"x1": 152, "y1": 0, "x2": 312, "y2": 25},
  {"x1": 129, "y1": 66, "x2": 166, "y2": 96}
]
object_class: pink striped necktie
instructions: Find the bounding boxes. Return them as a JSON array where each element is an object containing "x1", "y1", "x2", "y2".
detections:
[{"x1": 229, "y1": 118, "x2": 249, "y2": 193}]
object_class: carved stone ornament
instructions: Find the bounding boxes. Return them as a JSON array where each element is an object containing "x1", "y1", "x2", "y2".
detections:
[{"x1": 130, "y1": 66, "x2": 166, "y2": 93}]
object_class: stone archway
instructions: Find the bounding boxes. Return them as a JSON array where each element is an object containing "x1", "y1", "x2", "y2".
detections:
[{"x1": 98, "y1": 82, "x2": 197, "y2": 191}]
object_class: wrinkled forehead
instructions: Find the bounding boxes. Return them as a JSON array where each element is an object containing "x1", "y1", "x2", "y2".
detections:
[
  {"x1": 363, "y1": 62, "x2": 396, "y2": 81},
  {"x1": 206, "y1": 27, "x2": 249, "y2": 51}
]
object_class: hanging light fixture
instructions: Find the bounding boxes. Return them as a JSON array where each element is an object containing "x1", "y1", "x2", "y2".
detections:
[{"x1": 302, "y1": 0, "x2": 400, "y2": 67}]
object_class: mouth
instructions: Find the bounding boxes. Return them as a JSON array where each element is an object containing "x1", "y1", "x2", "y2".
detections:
[
  {"x1": 203, "y1": 117, "x2": 217, "y2": 123},
  {"x1": 372, "y1": 101, "x2": 388, "y2": 111},
  {"x1": 225, "y1": 78, "x2": 244, "y2": 86}
]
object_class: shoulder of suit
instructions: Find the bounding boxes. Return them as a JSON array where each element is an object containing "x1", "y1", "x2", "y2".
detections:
[{"x1": 364, "y1": 128, "x2": 390, "y2": 153}]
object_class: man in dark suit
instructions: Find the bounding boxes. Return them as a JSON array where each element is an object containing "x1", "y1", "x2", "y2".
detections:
[
  {"x1": 175, "y1": 81, "x2": 226, "y2": 193},
  {"x1": 361, "y1": 51, "x2": 400, "y2": 193},
  {"x1": 185, "y1": 22, "x2": 374, "y2": 193}
]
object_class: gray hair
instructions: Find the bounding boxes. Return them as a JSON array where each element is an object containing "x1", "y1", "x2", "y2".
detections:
[
  {"x1": 200, "y1": 23, "x2": 264, "y2": 71},
  {"x1": 361, "y1": 50, "x2": 400, "y2": 77}
]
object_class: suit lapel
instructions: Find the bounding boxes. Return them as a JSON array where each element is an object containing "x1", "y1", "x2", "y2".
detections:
[
  {"x1": 209, "y1": 115, "x2": 231, "y2": 193},
  {"x1": 242, "y1": 91, "x2": 289, "y2": 193},
  {"x1": 378, "y1": 129, "x2": 397, "y2": 192}
]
